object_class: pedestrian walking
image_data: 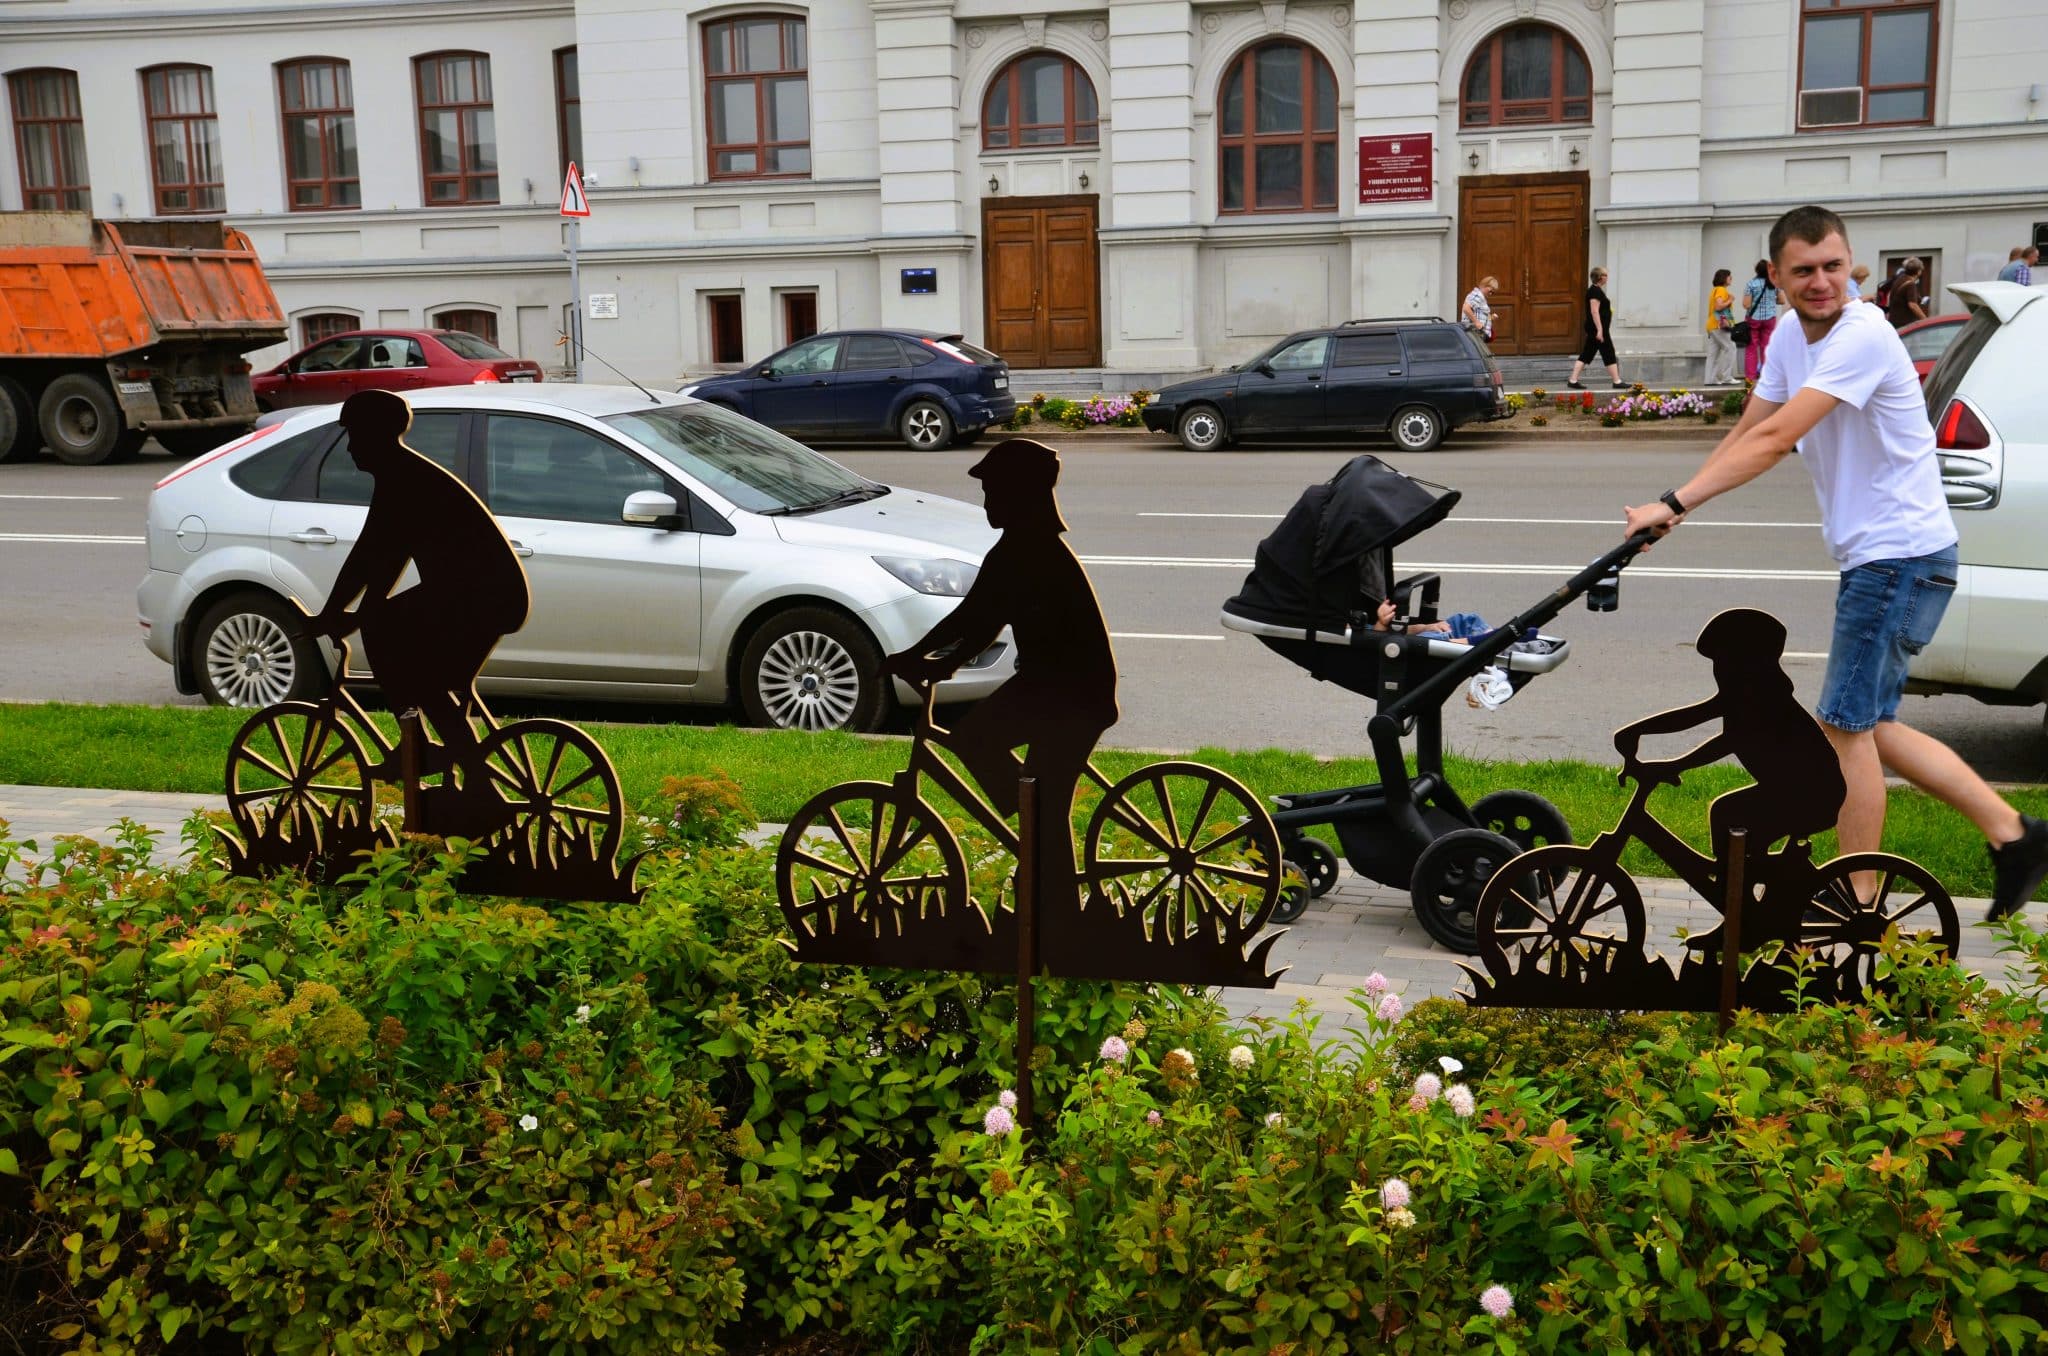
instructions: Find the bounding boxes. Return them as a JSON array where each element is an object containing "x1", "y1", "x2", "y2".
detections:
[
  {"x1": 1624, "y1": 204, "x2": 2048, "y2": 923},
  {"x1": 1703, "y1": 268, "x2": 1738, "y2": 385},
  {"x1": 1460, "y1": 276, "x2": 1498, "y2": 343},
  {"x1": 1741, "y1": 260, "x2": 1782, "y2": 382},
  {"x1": 1566, "y1": 267, "x2": 1621, "y2": 390},
  {"x1": 1848, "y1": 263, "x2": 1871, "y2": 302},
  {"x1": 1883, "y1": 257, "x2": 1927, "y2": 327},
  {"x1": 1997, "y1": 246, "x2": 2037, "y2": 285}
]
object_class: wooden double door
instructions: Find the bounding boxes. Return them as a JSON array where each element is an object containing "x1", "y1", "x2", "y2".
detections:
[
  {"x1": 982, "y1": 195, "x2": 1099, "y2": 368},
  {"x1": 1457, "y1": 173, "x2": 1588, "y2": 356}
]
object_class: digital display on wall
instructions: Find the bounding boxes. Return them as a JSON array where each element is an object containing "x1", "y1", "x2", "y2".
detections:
[
  {"x1": 901, "y1": 268, "x2": 938, "y2": 294},
  {"x1": 1358, "y1": 135, "x2": 1434, "y2": 206}
]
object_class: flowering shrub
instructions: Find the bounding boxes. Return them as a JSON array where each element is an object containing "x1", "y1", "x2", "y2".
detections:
[
  {"x1": 1721, "y1": 388, "x2": 1748, "y2": 415},
  {"x1": 1504, "y1": 392, "x2": 1526, "y2": 414},
  {"x1": 1529, "y1": 386, "x2": 1548, "y2": 399},
  {"x1": 1528, "y1": 414, "x2": 1549, "y2": 427},
  {"x1": 1553, "y1": 392, "x2": 1598, "y2": 414},
  {"x1": 1596, "y1": 390, "x2": 1713, "y2": 421}
]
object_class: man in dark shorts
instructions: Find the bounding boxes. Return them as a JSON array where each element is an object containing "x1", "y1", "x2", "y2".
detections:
[
  {"x1": 1567, "y1": 266, "x2": 1622, "y2": 390},
  {"x1": 1624, "y1": 205, "x2": 2048, "y2": 921},
  {"x1": 309, "y1": 389, "x2": 531, "y2": 779}
]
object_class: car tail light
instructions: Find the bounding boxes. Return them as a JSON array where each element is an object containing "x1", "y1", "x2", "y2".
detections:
[
  {"x1": 154, "y1": 423, "x2": 285, "y2": 489},
  {"x1": 471, "y1": 368, "x2": 501, "y2": 383},
  {"x1": 125, "y1": 367, "x2": 152, "y2": 381},
  {"x1": 1934, "y1": 398, "x2": 1991, "y2": 451}
]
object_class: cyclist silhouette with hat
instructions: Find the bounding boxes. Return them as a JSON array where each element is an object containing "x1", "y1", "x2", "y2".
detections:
[
  {"x1": 881, "y1": 437, "x2": 1120, "y2": 909},
  {"x1": 308, "y1": 389, "x2": 531, "y2": 783},
  {"x1": 1612, "y1": 608, "x2": 1843, "y2": 883}
]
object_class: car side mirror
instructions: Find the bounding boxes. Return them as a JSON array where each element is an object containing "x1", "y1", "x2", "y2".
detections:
[
  {"x1": 757, "y1": 365, "x2": 777, "y2": 380},
  {"x1": 1254, "y1": 360, "x2": 1275, "y2": 377},
  {"x1": 622, "y1": 490, "x2": 682, "y2": 529}
]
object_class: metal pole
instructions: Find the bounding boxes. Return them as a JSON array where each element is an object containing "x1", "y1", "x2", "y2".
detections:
[
  {"x1": 1015, "y1": 775, "x2": 1038, "y2": 1134},
  {"x1": 1718, "y1": 829, "x2": 1746, "y2": 1034},
  {"x1": 567, "y1": 217, "x2": 584, "y2": 383}
]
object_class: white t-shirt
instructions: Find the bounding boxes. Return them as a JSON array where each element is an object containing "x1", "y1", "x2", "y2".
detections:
[{"x1": 1753, "y1": 301, "x2": 1956, "y2": 569}]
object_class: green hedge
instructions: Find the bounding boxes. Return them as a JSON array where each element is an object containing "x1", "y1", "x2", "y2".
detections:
[{"x1": 5, "y1": 792, "x2": 2048, "y2": 1354}]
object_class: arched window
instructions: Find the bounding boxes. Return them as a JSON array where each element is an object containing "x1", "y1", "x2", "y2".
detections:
[
  {"x1": 704, "y1": 15, "x2": 809, "y2": 179},
  {"x1": 433, "y1": 309, "x2": 499, "y2": 346},
  {"x1": 278, "y1": 58, "x2": 358, "y2": 211},
  {"x1": 298, "y1": 311, "x2": 359, "y2": 347},
  {"x1": 1217, "y1": 41, "x2": 1339, "y2": 214},
  {"x1": 982, "y1": 52, "x2": 1098, "y2": 150},
  {"x1": 414, "y1": 51, "x2": 497, "y2": 204},
  {"x1": 8, "y1": 68, "x2": 91, "y2": 211},
  {"x1": 1460, "y1": 25, "x2": 1591, "y2": 129},
  {"x1": 143, "y1": 66, "x2": 222, "y2": 213}
]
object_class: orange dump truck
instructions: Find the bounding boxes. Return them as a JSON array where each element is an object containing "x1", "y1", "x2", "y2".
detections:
[{"x1": 0, "y1": 212, "x2": 287, "y2": 464}]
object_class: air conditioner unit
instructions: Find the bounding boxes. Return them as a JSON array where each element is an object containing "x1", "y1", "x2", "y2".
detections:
[{"x1": 1798, "y1": 87, "x2": 1863, "y2": 128}]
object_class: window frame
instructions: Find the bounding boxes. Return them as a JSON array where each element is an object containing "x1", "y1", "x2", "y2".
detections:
[
  {"x1": 1216, "y1": 41, "x2": 1341, "y2": 217},
  {"x1": 1458, "y1": 24, "x2": 1594, "y2": 130},
  {"x1": 414, "y1": 50, "x2": 498, "y2": 206},
  {"x1": 554, "y1": 46, "x2": 580, "y2": 178},
  {"x1": 1794, "y1": 0, "x2": 1937, "y2": 132},
  {"x1": 707, "y1": 293, "x2": 746, "y2": 364},
  {"x1": 981, "y1": 51, "x2": 1099, "y2": 151},
  {"x1": 140, "y1": 64, "x2": 223, "y2": 215},
  {"x1": 8, "y1": 68, "x2": 91, "y2": 211},
  {"x1": 431, "y1": 309, "x2": 500, "y2": 346},
  {"x1": 703, "y1": 15, "x2": 810, "y2": 181},
  {"x1": 298, "y1": 311, "x2": 359, "y2": 347},
  {"x1": 277, "y1": 58, "x2": 359, "y2": 212}
]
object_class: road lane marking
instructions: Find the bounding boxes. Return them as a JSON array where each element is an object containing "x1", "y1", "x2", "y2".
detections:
[
  {"x1": 1082, "y1": 554, "x2": 1837, "y2": 581},
  {"x1": 1110, "y1": 631, "x2": 1223, "y2": 642},
  {"x1": 1139, "y1": 512, "x2": 1823, "y2": 528},
  {"x1": 0, "y1": 533, "x2": 145, "y2": 544},
  {"x1": 0, "y1": 494, "x2": 124, "y2": 501}
]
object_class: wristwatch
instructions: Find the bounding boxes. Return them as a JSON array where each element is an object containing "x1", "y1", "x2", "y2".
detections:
[{"x1": 1659, "y1": 489, "x2": 1688, "y2": 517}]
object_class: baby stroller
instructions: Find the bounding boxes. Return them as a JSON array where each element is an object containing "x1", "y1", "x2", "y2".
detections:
[{"x1": 1219, "y1": 454, "x2": 1653, "y2": 952}]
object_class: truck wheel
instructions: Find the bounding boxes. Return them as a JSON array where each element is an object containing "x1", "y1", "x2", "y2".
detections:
[
  {"x1": 0, "y1": 376, "x2": 35, "y2": 463},
  {"x1": 38, "y1": 374, "x2": 134, "y2": 466}
]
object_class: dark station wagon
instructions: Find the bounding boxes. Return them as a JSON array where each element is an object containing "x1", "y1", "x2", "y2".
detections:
[{"x1": 1143, "y1": 318, "x2": 1507, "y2": 453}]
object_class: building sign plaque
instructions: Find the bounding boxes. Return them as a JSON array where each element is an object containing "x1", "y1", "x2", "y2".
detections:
[{"x1": 1358, "y1": 135, "x2": 1433, "y2": 206}]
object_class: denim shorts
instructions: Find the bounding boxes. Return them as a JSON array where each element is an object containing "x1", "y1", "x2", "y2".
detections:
[{"x1": 1816, "y1": 546, "x2": 1959, "y2": 732}]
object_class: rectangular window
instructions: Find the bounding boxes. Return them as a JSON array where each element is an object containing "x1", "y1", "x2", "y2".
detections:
[
  {"x1": 416, "y1": 52, "x2": 497, "y2": 204},
  {"x1": 1797, "y1": 0, "x2": 1935, "y2": 130},
  {"x1": 9, "y1": 69, "x2": 90, "y2": 211},
  {"x1": 707, "y1": 294, "x2": 745, "y2": 364},
  {"x1": 1332, "y1": 333, "x2": 1404, "y2": 367},
  {"x1": 143, "y1": 66, "x2": 223, "y2": 214},
  {"x1": 704, "y1": 16, "x2": 810, "y2": 179},
  {"x1": 554, "y1": 47, "x2": 581, "y2": 177},
  {"x1": 781, "y1": 290, "x2": 818, "y2": 343},
  {"x1": 279, "y1": 59, "x2": 359, "y2": 210}
]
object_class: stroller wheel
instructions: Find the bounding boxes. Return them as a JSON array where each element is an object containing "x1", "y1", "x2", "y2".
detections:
[
  {"x1": 1283, "y1": 836, "x2": 1340, "y2": 898},
  {"x1": 1271, "y1": 859, "x2": 1312, "y2": 925},
  {"x1": 1470, "y1": 791, "x2": 1572, "y2": 856},
  {"x1": 1410, "y1": 828, "x2": 1523, "y2": 953}
]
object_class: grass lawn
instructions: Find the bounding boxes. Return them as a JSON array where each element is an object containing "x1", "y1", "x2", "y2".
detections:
[{"x1": 2, "y1": 700, "x2": 2037, "y2": 900}]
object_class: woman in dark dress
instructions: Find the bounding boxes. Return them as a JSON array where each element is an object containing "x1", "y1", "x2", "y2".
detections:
[{"x1": 1567, "y1": 267, "x2": 1622, "y2": 389}]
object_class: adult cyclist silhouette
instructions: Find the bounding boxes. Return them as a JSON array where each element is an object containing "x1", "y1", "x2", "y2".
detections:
[
  {"x1": 880, "y1": 438, "x2": 1120, "y2": 911},
  {"x1": 308, "y1": 390, "x2": 531, "y2": 782},
  {"x1": 1612, "y1": 608, "x2": 1844, "y2": 880}
]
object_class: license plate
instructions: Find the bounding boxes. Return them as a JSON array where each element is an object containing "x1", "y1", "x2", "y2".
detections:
[
  {"x1": 993, "y1": 376, "x2": 1008, "y2": 390},
  {"x1": 117, "y1": 381, "x2": 152, "y2": 395},
  {"x1": 507, "y1": 373, "x2": 538, "y2": 382}
]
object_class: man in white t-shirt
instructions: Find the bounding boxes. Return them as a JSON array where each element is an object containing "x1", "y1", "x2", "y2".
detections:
[{"x1": 1623, "y1": 204, "x2": 2048, "y2": 922}]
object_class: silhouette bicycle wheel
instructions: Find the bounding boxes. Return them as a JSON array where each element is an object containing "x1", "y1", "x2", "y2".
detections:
[
  {"x1": 776, "y1": 782, "x2": 969, "y2": 941},
  {"x1": 1475, "y1": 845, "x2": 1646, "y2": 985},
  {"x1": 224, "y1": 701, "x2": 376, "y2": 861},
  {"x1": 1082, "y1": 763, "x2": 1282, "y2": 947},
  {"x1": 474, "y1": 720, "x2": 622, "y2": 869},
  {"x1": 1794, "y1": 853, "x2": 1959, "y2": 1000}
]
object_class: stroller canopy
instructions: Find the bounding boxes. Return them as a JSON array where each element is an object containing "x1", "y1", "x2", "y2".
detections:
[{"x1": 1225, "y1": 454, "x2": 1460, "y2": 630}]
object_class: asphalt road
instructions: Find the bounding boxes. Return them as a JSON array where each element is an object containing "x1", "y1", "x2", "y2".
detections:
[{"x1": 4, "y1": 433, "x2": 2044, "y2": 780}]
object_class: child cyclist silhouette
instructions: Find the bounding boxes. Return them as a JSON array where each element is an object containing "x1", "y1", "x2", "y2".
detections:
[{"x1": 1613, "y1": 609, "x2": 1844, "y2": 884}]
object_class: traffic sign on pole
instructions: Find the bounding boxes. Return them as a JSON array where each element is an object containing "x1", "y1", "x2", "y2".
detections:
[{"x1": 560, "y1": 162, "x2": 590, "y2": 217}]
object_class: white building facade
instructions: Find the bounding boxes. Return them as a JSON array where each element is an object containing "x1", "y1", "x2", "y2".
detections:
[{"x1": 4, "y1": 0, "x2": 2045, "y2": 384}]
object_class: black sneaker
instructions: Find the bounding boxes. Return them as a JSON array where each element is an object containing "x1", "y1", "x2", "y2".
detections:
[
  {"x1": 1987, "y1": 814, "x2": 2048, "y2": 921},
  {"x1": 1566, "y1": 380, "x2": 1585, "y2": 390}
]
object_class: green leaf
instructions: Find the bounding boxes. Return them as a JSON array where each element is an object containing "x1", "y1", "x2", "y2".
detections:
[
  {"x1": 0, "y1": 1027, "x2": 58, "y2": 1049},
  {"x1": 0, "y1": 1148, "x2": 18, "y2": 1176},
  {"x1": 1659, "y1": 1168, "x2": 1693, "y2": 1216},
  {"x1": 142, "y1": 1089, "x2": 174, "y2": 1126},
  {"x1": 1893, "y1": 1232, "x2": 1927, "y2": 1276}
]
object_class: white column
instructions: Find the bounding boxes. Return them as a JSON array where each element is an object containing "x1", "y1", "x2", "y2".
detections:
[
  {"x1": 1106, "y1": 0, "x2": 1196, "y2": 228},
  {"x1": 1347, "y1": 0, "x2": 1448, "y2": 321},
  {"x1": 872, "y1": 0, "x2": 962, "y2": 237},
  {"x1": 1608, "y1": 0, "x2": 1703, "y2": 206}
]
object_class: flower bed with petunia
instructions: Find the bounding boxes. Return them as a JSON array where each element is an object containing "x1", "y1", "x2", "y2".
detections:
[
  {"x1": 6, "y1": 792, "x2": 2048, "y2": 1354},
  {"x1": 1004, "y1": 390, "x2": 1154, "y2": 432}
]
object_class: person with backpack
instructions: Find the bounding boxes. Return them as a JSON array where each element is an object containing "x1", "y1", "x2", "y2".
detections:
[
  {"x1": 1741, "y1": 259, "x2": 1782, "y2": 382},
  {"x1": 1882, "y1": 258, "x2": 1927, "y2": 328},
  {"x1": 1704, "y1": 268, "x2": 1738, "y2": 385}
]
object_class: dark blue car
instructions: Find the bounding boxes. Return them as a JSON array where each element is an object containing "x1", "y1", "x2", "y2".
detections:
[{"x1": 682, "y1": 329, "x2": 1016, "y2": 450}]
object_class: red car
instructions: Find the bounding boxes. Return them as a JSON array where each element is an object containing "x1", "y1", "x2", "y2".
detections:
[
  {"x1": 1897, "y1": 313, "x2": 1966, "y2": 387},
  {"x1": 253, "y1": 329, "x2": 544, "y2": 410}
]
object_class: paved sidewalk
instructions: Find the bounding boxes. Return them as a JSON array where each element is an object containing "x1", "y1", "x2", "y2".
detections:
[{"x1": 2, "y1": 783, "x2": 2019, "y2": 1029}]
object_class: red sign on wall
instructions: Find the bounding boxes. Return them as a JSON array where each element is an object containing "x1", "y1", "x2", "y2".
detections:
[{"x1": 1358, "y1": 135, "x2": 1434, "y2": 205}]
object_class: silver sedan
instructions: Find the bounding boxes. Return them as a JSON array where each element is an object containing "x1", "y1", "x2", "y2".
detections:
[{"x1": 137, "y1": 386, "x2": 1015, "y2": 731}]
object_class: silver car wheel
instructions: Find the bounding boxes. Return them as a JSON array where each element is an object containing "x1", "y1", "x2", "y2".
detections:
[
  {"x1": 1392, "y1": 406, "x2": 1443, "y2": 452},
  {"x1": 1178, "y1": 406, "x2": 1225, "y2": 452},
  {"x1": 755, "y1": 628, "x2": 864, "y2": 731},
  {"x1": 903, "y1": 402, "x2": 951, "y2": 450},
  {"x1": 205, "y1": 610, "x2": 300, "y2": 707}
]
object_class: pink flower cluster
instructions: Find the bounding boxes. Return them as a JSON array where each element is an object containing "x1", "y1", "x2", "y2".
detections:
[
  {"x1": 1596, "y1": 390, "x2": 1711, "y2": 420},
  {"x1": 1480, "y1": 1284, "x2": 1514, "y2": 1319},
  {"x1": 1099, "y1": 1035, "x2": 1129, "y2": 1064},
  {"x1": 1082, "y1": 395, "x2": 1134, "y2": 424}
]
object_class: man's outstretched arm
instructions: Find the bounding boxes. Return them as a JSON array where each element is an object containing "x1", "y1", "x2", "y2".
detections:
[{"x1": 1623, "y1": 387, "x2": 1841, "y2": 538}]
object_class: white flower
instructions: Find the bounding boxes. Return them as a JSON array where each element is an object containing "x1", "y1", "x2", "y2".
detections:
[
  {"x1": 1380, "y1": 1177, "x2": 1411, "y2": 1210},
  {"x1": 1388, "y1": 1206, "x2": 1417, "y2": 1230},
  {"x1": 1363, "y1": 972, "x2": 1390, "y2": 996},
  {"x1": 518, "y1": 1114, "x2": 539, "y2": 1132},
  {"x1": 1170, "y1": 1047, "x2": 1195, "y2": 1066},
  {"x1": 1438, "y1": 1055, "x2": 1464, "y2": 1075},
  {"x1": 573, "y1": 1004, "x2": 592, "y2": 1025},
  {"x1": 1447, "y1": 1084, "x2": 1477, "y2": 1118},
  {"x1": 1265, "y1": 1111, "x2": 1284, "y2": 1129},
  {"x1": 1413, "y1": 1072, "x2": 1443, "y2": 1101},
  {"x1": 1228, "y1": 1045, "x2": 1254, "y2": 1071},
  {"x1": 983, "y1": 1105, "x2": 1016, "y2": 1136},
  {"x1": 998, "y1": 1088, "x2": 1017, "y2": 1110}
]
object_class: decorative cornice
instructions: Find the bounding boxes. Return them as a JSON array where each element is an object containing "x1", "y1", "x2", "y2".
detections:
[{"x1": 0, "y1": 0, "x2": 569, "y2": 39}]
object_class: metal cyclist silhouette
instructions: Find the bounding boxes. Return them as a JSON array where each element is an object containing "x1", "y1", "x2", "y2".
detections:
[
  {"x1": 220, "y1": 389, "x2": 639, "y2": 902},
  {"x1": 776, "y1": 438, "x2": 1286, "y2": 986}
]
